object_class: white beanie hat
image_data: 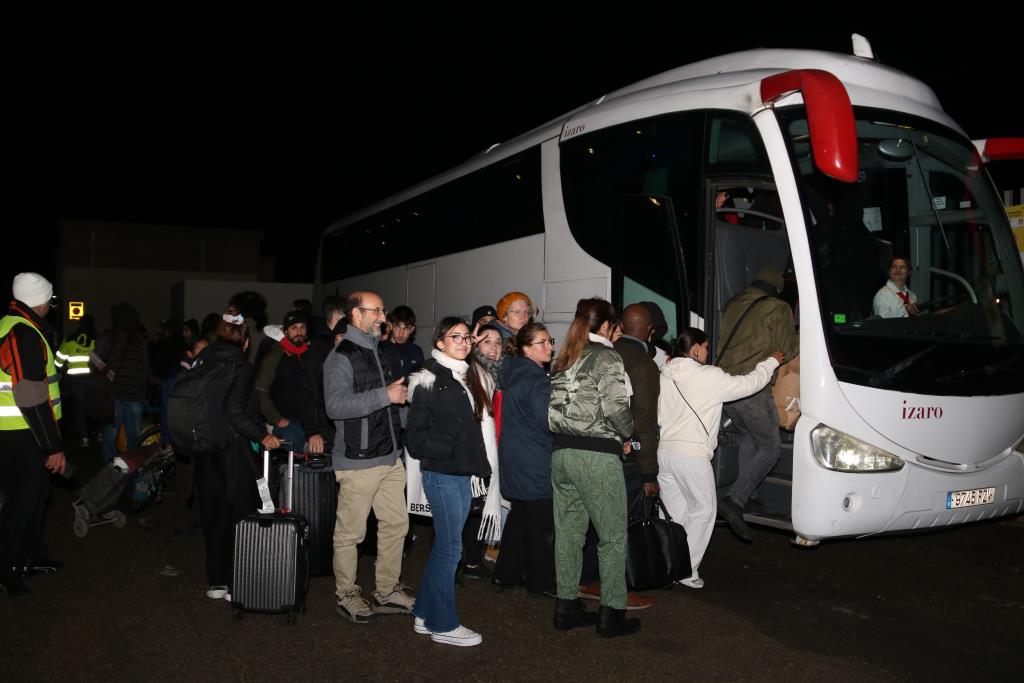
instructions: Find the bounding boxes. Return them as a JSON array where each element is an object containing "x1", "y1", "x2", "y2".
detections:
[{"x1": 12, "y1": 272, "x2": 54, "y2": 308}]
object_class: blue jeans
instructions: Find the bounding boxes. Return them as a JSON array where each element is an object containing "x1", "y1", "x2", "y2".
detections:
[
  {"x1": 272, "y1": 421, "x2": 306, "y2": 452},
  {"x1": 102, "y1": 400, "x2": 144, "y2": 462},
  {"x1": 413, "y1": 470, "x2": 471, "y2": 633}
]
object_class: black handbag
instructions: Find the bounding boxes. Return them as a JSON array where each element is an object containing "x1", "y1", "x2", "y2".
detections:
[{"x1": 625, "y1": 492, "x2": 690, "y2": 591}]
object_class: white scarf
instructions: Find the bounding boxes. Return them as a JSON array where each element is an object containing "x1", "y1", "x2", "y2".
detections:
[
  {"x1": 588, "y1": 333, "x2": 633, "y2": 397},
  {"x1": 430, "y1": 350, "x2": 504, "y2": 542}
]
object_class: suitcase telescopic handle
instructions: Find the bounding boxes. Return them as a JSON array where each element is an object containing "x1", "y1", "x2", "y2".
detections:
[{"x1": 262, "y1": 448, "x2": 296, "y2": 513}]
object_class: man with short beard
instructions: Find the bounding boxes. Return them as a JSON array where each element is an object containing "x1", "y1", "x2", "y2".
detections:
[
  {"x1": 324, "y1": 291, "x2": 414, "y2": 624},
  {"x1": 256, "y1": 309, "x2": 328, "y2": 455}
]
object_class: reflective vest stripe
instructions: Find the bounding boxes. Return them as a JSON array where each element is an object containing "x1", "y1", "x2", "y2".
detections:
[
  {"x1": 56, "y1": 339, "x2": 94, "y2": 376},
  {"x1": 0, "y1": 406, "x2": 23, "y2": 416}
]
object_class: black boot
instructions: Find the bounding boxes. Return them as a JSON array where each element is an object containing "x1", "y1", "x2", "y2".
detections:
[
  {"x1": 596, "y1": 605, "x2": 641, "y2": 638},
  {"x1": 717, "y1": 495, "x2": 753, "y2": 542},
  {"x1": 554, "y1": 598, "x2": 598, "y2": 630},
  {"x1": 1, "y1": 569, "x2": 30, "y2": 599}
]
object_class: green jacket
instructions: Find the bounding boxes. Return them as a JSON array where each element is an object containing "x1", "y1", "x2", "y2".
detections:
[
  {"x1": 549, "y1": 342, "x2": 633, "y2": 450},
  {"x1": 717, "y1": 286, "x2": 799, "y2": 378}
]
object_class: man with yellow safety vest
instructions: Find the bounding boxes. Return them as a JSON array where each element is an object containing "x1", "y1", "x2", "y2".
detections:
[
  {"x1": 55, "y1": 314, "x2": 97, "y2": 446},
  {"x1": 0, "y1": 273, "x2": 66, "y2": 599}
]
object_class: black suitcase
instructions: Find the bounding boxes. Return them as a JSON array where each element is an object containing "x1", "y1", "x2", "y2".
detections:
[
  {"x1": 278, "y1": 454, "x2": 337, "y2": 576},
  {"x1": 232, "y1": 449, "x2": 309, "y2": 622}
]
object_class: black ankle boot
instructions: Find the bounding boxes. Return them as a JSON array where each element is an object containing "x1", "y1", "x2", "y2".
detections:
[
  {"x1": 554, "y1": 598, "x2": 598, "y2": 630},
  {"x1": 596, "y1": 604, "x2": 641, "y2": 638}
]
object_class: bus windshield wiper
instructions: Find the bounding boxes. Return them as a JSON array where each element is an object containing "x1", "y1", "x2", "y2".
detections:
[
  {"x1": 880, "y1": 343, "x2": 939, "y2": 380},
  {"x1": 911, "y1": 137, "x2": 952, "y2": 252}
]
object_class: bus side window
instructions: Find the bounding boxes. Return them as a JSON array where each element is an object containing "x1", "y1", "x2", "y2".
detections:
[
  {"x1": 711, "y1": 184, "x2": 793, "y2": 339},
  {"x1": 614, "y1": 195, "x2": 686, "y2": 344}
]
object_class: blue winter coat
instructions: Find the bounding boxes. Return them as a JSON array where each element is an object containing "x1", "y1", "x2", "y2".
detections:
[{"x1": 498, "y1": 355, "x2": 554, "y2": 500}]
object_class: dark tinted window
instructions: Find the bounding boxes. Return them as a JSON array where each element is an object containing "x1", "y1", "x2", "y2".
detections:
[
  {"x1": 560, "y1": 111, "x2": 704, "y2": 330},
  {"x1": 321, "y1": 148, "x2": 543, "y2": 282}
]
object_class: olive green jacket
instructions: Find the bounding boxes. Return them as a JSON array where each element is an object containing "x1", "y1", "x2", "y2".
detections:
[
  {"x1": 549, "y1": 342, "x2": 633, "y2": 446},
  {"x1": 716, "y1": 286, "x2": 799, "y2": 379}
]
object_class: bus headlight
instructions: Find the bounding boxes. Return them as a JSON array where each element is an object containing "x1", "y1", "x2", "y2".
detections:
[{"x1": 810, "y1": 425, "x2": 905, "y2": 472}]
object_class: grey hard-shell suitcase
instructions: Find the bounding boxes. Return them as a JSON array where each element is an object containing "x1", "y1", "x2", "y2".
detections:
[
  {"x1": 231, "y1": 449, "x2": 309, "y2": 622},
  {"x1": 278, "y1": 454, "x2": 337, "y2": 577}
]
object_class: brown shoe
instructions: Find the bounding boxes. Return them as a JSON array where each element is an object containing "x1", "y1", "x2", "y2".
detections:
[
  {"x1": 577, "y1": 581, "x2": 601, "y2": 601},
  {"x1": 626, "y1": 592, "x2": 654, "y2": 611}
]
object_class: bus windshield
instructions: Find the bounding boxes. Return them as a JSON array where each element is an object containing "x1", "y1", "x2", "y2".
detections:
[{"x1": 778, "y1": 106, "x2": 1024, "y2": 396}]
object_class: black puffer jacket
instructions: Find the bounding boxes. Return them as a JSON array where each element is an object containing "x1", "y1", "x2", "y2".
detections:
[
  {"x1": 198, "y1": 341, "x2": 265, "y2": 502},
  {"x1": 405, "y1": 358, "x2": 490, "y2": 478},
  {"x1": 202, "y1": 342, "x2": 266, "y2": 444}
]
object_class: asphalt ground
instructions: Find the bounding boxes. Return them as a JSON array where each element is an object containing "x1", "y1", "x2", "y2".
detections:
[{"x1": 3, "y1": 444, "x2": 1023, "y2": 682}]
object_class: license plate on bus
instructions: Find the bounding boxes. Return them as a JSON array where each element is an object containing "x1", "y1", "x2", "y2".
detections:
[{"x1": 946, "y1": 487, "x2": 996, "y2": 509}]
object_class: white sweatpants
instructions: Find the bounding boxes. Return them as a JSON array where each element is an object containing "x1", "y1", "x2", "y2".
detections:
[{"x1": 657, "y1": 449, "x2": 717, "y2": 578}]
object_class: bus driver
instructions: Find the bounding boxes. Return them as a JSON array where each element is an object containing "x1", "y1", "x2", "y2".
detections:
[{"x1": 873, "y1": 257, "x2": 918, "y2": 318}]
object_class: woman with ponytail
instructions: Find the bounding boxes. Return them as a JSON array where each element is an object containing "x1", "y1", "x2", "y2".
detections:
[
  {"x1": 548, "y1": 298, "x2": 639, "y2": 638},
  {"x1": 658, "y1": 328, "x2": 782, "y2": 588}
]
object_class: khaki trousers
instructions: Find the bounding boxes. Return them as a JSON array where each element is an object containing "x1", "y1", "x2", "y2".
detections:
[{"x1": 332, "y1": 460, "x2": 409, "y2": 598}]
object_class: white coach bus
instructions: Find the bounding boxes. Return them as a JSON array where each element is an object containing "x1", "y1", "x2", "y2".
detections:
[{"x1": 317, "y1": 42, "x2": 1024, "y2": 542}]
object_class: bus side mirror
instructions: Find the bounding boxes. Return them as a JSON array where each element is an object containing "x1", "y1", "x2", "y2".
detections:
[{"x1": 761, "y1": 69, "x2": 859, "y2": 184}]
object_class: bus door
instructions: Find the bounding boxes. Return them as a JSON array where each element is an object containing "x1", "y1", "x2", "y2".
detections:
[{"x1": 704, "y1": 177, "x2": 797, "y2": 526}]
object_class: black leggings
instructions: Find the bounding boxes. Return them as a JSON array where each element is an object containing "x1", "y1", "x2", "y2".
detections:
[{"x1": 194, "y1": 447, "x2": 258, "y2": 586}]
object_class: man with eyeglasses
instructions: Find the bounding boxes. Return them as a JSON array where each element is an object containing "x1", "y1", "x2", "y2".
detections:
[
  {"x1": 379, "y1": 305, "x2": 423, "y2": 382},
  {"x1": 0, "y1": 273, "x2": 66, "y2": 598},
  {"x1": 324, "y1": 290, "x2": 415, "y2": 624}
]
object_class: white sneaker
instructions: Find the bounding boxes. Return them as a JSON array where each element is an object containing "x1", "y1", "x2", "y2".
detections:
[
  {"x1": 206, "y1": 585, "x2": 229, "y2": 599},
  {"x1": 677, "y1": 575, "x2": 705, "y2": 589},
  {"x1": 413, "y1": 617, "x2": 430, "y2": 634},
  {"x1": 430, "y1": 625, "x2": 482, "y2": 647}
]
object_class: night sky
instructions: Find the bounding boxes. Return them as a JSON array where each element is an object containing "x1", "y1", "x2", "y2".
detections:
[{"x1": 7, "y1": 10, "x2": 1021, "y2": 286}]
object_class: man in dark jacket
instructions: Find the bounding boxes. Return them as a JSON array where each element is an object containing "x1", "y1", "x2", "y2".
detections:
[
  {"x1": 614, "y1": 304, "x2": 661, "y2": 495},
  {"x1": 378, "y1": 305, "x2": 423, "y2": 382},
  {"x1": 0, "y1": 273, "x2": 66, "y2": 598},
  {"x1": 323, "y1": 291, "x2": 414, "y2": 624},
  {"x1": 716, "y1": 265, "x2": 798, "y2": 541},
  {"x1": 256, "y1": 309, "x2": 328, "y2": 454},
  {"x1": 95, "y1": 302, "x2": 152, "y2": 462}
]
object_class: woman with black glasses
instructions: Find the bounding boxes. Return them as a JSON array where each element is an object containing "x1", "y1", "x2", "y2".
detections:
[
  {"x1": 492, "y1": 323, "x2": 557, "y2": 595},
  {"x1": 406, "y1": 317, "x2": 493, "y2": 647}
]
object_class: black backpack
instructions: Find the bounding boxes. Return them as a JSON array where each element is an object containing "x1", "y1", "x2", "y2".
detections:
[{"x1": 167, "y1": 358, "x2": 235, "y2": 456}]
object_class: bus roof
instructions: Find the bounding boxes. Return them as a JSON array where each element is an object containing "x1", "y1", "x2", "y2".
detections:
[{"x1": 326, "y1": 47, "x2": 956, "y2": 236}]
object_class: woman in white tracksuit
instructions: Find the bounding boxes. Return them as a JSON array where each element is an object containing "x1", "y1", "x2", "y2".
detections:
[{"x1": 657, "y1": 327, "x2": 783, "y2": 588}]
